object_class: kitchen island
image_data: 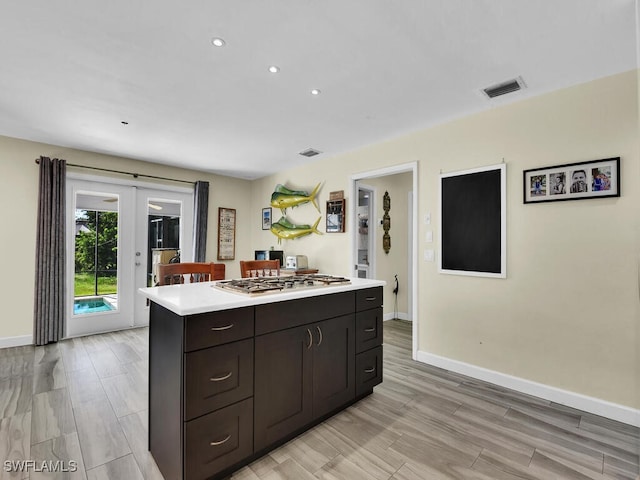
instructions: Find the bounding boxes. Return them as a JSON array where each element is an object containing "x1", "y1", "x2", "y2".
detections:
[{"x1": 139, "y1": 277, "x2": 385, "y2": 480}]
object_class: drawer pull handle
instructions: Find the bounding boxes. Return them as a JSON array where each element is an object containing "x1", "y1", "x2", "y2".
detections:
[
  {"x1": 210, "y1": 324, "x2": 234, "y2": 331},
  {"x1": 316, "y1": 326, "x2": 323, "y2": 347},
  {"x1": 210, "y1": 372, "x2": 233, "y2": 382},
  {"x1": 306, "y1": 329, "x2": 312, "y2": 349},
  {"x1": 365, "y1": 297, "x2": 376, "y2": 301},
  {"x1": 364, "y1": 327, "x2": 375, "y2": 332},
  {"x1": 364, "y1": 367, "x2": 376, "y2": 373},
  {"x1": 210, "y1": 434, "x2": 231, "y2": 446}
]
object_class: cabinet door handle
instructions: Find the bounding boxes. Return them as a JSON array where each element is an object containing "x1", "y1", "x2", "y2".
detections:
[
  {"x1": 210, "y1": 434, "x2": 231, "y2": 446},
  {"x1": 364, "y1": 327, "x2": 375, "y2": 332},
  {"x1": 209, "y1": 372, "x2": 233, "y2": 382},
  {"x1": 316, "y1": 326, "x2": 323, "y2": 347},
  {"x1": 306, "y1": 328, "x2": 313, "y2": 349},
  {"x1": 210, "y1": 324, "x2": 234, "y2": 331},
  {"x1": 365, "y1": 296, "x2": 376, "y2": 301},
  {"x1": 364, "y1": 367, "x2": 376, "y2": 373}
]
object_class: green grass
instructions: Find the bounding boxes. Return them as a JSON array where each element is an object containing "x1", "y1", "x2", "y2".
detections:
[{"x1": 74, "y1": 273, "x2": 118, "y2": 297}]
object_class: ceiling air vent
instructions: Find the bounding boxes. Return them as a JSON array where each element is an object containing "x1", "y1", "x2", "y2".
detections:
[
  {"x1": 482, "y1": 77, "x2": 526, "y2": 99},
  {"x1": 299, "y1": 148, "x2": 322, "y2": 158}
]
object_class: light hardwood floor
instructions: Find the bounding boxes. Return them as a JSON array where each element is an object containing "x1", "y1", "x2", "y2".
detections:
[{"x1": 0, "y1": 320, "x2": 638, "y2": 480}]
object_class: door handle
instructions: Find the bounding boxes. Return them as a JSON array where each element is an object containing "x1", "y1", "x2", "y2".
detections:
[
  {"x1": 364, "y1": 367, "x2": 375, "y2": 373},
  {"x1": 364, "y1": 327, "x2": 375, "y2": 332},
  {"x1": 316, "y1": 326, "x2": 323, "y2": 347},
  {"x1": 306, "y1": 328, "x2": 312, "y2": 349},
  {"x1": 211, "y1": 324, "x2": 234, "y2": 331}
]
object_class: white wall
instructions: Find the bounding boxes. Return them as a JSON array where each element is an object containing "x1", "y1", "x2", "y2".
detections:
[{"x1": 250, "y1": 70, "x2": 639, "y2": 410}]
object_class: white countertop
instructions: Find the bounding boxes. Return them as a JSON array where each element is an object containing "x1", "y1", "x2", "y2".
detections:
[{"x1": 139, "y1": 277, "x2": 386, "y2": 316}]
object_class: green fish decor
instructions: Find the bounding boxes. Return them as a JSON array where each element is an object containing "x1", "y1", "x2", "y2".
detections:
[
  {"x1": 270, "y1": 217, "x2": 323, "y2": 244},
  {"x1": 270, "y1": 183, "x2": 321, "y2": 214}
]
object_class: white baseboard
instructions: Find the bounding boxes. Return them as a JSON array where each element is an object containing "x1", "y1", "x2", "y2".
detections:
[
  {"x1": 417, "y1": 350, "x2": 640, "y2": 428},
  {"x1": 0, "y1": 335, "x2": 33, "y2": 349},
  {"x1": 384, "y1": 312, "x2": 410, "y2": 321}
]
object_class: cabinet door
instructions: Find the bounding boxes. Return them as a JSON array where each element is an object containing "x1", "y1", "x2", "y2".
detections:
[
  {"x1": 254, "y1": 325, "x2": 313, "y2": 452},
  {"x1": 312, "y1": 314, "x2": 355, "y2": 418}
]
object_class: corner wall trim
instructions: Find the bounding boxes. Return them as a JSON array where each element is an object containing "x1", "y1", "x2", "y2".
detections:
[
  {"x1": 383, "y1": 312, "x2": 410, "y2": 321},
  {"x1": 416, "y1": 350, "x2": 640, "y2": 427},
  {"x1": 0, "y1": 335, "x2": 33, "y2": 349}
]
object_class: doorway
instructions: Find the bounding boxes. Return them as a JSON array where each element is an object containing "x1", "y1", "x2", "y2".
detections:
[
  {"x1": 66, "y1": 177, "x2": 193, "y2": 337},
  {"x1": 350, "y1": 162, "x2": 418, "y2": 359}
]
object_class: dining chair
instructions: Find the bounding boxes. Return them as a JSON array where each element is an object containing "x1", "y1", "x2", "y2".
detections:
[
  {"x1": 239, "y1": 260, "x2": 280, "y2": 278},
  {"x1": 157, "y1": 262, "x2": 225, "y2": 286}
]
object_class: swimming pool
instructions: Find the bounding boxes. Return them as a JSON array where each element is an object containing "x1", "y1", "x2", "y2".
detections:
[{"x1": 74, "y1": 297, "x2": 115, "y2": 315}]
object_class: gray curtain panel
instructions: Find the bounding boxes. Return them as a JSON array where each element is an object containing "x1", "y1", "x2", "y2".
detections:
[
  {"x1": 193, "y1": 181, "x2": 209, "y2": 262},
  {"x1": 33, "y1": 157, "x2": 66, "y2": 345}
]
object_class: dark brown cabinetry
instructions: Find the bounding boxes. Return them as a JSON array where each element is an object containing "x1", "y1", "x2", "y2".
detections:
[{"x1": 148, "y1": 285, "x2": 383, "y2": 480}]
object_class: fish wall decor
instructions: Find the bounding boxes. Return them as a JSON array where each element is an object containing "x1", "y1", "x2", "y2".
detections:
[
  {"x1": 270, "y1": 183, "x2": 321, "y2": 213},
  {"x1": 270, "y1": 216, "x2": 323, "y2": 243}
]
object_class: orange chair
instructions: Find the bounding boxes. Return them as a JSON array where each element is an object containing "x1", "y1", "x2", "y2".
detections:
[
  {"x1": 239, "y1": 260, "x2": 280, "y2": 278},
  {"x1": 157, "y1": 262, "x2": 225, "y2": 286}
]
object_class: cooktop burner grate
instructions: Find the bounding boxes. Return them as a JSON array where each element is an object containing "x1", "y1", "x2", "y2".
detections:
[{"x1": 214, "y1": 274, "x2": 350, "y2": 295}]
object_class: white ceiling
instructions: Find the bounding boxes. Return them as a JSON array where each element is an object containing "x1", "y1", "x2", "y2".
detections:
[{"x1": 1, "y1": 1, "x2": 637, "y2": 180}]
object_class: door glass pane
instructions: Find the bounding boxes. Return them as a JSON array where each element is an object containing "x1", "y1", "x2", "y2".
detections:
[
  {"x1": 147, "y1": 199, "x2": 181, "y2": 287},
  {"x1": 74, "y1": 193, "x2": 119, "y2": 315},
  {"x1": 357, "y1": 188, "x2": 371, "y2": 278}
]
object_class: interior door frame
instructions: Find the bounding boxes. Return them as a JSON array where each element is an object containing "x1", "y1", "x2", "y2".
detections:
[{"x1": 349, "y1": 161, "x2": 419, "y2": 360}]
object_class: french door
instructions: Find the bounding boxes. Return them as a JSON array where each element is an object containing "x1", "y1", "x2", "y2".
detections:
[{"x1": 66, "y1": 178, "x2": 193, "y2": 337}]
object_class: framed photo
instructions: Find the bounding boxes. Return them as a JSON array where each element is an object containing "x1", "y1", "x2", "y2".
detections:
[
  {"x1": 523, "y1": 157, "x2": 620, "y2": 204},
  {"x1": 217, "y1": 207, "x2": 236, "y2": 260},
  {"x1": 326, "y1": 199, "x2": 345, "y2": 233},
  {"x1": 262, "y1": 207, "x2": 272, "y2": 230},
  {"x1": 439, "y1": 163, "x2": 506, "y2": 278}
]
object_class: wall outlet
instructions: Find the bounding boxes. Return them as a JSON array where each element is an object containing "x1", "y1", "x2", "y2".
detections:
[
  {"x1": 424, "y1": 249, "x2": 434, "y2": 262},
  {"x1": 424, "y1": 212, "x2": 431, "y2": 225}
]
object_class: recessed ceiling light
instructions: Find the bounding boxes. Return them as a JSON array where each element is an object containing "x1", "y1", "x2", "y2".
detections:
[
  {"x1": 211, "y1": 37, "x2": 226, "y2": 47},
  {"x1": 268, "y1": 65, "x2": 280, "y2": 73},
  {"x1": 310, "y1": 89, "x2": 321, "y2": 95}
]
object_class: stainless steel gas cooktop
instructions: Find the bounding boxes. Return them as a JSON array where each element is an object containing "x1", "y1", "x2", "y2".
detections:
[{"x1": 214, "y1": 274, "x2": 351, "y2": 295}]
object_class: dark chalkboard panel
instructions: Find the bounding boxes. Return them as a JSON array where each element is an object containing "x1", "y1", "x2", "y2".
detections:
[{"x1": 440, "y1": 164, "x2": 505, "y2": 277}]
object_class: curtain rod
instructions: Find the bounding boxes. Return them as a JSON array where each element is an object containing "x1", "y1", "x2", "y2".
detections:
[{"x1": 34, "y1": 158, "x2": 196, "y2": 185}]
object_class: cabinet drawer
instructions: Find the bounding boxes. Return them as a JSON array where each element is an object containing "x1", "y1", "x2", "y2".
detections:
[
  {"x1": 355, "y1": 308, "x2": 383, "y2": 354},
  {"x1": 355, "y1": 346, "x2": 383, "y2": 397},
  {"x1": 184, "y1": 398, "x2": 253, "y2": 480},
  {"x1": 356, "y1": 287, "x2": 383, "y2": 311},
  {"x1": 184, "y1": 338, "x2": 254, "y2": 421},
  {"x1": 255, "y1": 292, "x2": 354, "y2": 335},
  {"x1": 185, "y1": 307, "x2": 254, "y2": 352}
]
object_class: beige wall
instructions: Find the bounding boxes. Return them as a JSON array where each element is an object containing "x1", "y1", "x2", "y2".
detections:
[
  {"x1": 250, "y1": 70, "x2": 639, "y2": 408},
  {"x1": 0, "y1": 135, "x2": 252, "y2": 339}
]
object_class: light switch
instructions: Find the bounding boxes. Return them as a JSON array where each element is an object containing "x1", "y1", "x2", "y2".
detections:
[
  {"x1": 424, "y1": 249, "x2": 434, "y2": 262},
  {"x1": 425, "y1": 230, "x2": 433, "y2": 243}
]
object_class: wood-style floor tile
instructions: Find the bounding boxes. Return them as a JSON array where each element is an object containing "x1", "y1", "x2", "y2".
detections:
[
  {"x1": 72, "y1": 398, "x2": 131, "y2": 470},
  {"x1": 85, "y1": 454, "x2": 144, "y2": 480},
  {"x1": 30, "y1": 389, "x2": 75, "y2": 445},
  {"x1": 33, "y1": 359, "x2": 66, "y2": 395},
  {"x1": 117, "y1": 411, "x2": 163, "y2": 480},
  {"x1": 0, "y1": 412, "x2": 31, "y2": 480},
  {"x1": 100, "y1": 373, "x2": 146, "y2": 418},
  {"x1": 0, "y1": 376, "x2": 32, "y2": 419},
  {"x1": 30, "y1": 432, "x2": 87, "y2": 480}
]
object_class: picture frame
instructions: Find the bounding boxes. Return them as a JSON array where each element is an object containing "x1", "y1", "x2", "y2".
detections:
[
  {"x1": 523, "y1": 157, "x2": 620, "y2": 204},
  {"x1": 217, "y1": 207, "x2": 236, "y2": 260},
  {"x1": 262, "y1": 207, "x2": 272, "y2": 230},
  {"x1": 326, "y1": 199, "x2": 345, "y2": 233}
]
